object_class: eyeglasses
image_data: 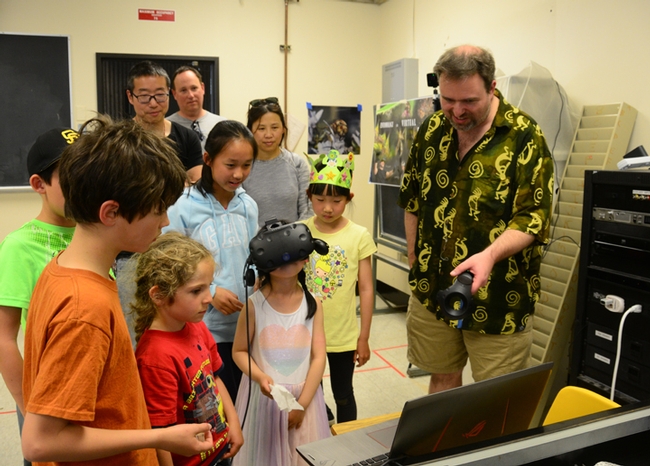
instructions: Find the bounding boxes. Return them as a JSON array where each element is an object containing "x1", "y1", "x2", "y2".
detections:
[
  {"x1": 131, "y1": 92, "x2": 169, "y2": 104},
  {"x1": 191, "y1": 120, "x2": 204, "y2": 141},
  {"x1": 249, "y1": 97, "x2": 280, "y2": 108}
]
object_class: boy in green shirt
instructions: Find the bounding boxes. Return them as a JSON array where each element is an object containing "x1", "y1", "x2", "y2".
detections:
[{"x1": 0, "y1": 128, "x2": 78, "y2": 465}]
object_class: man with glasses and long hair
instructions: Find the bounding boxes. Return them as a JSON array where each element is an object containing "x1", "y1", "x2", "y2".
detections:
[
  {"x1": 168, "y1": 65, "x2": 225, "y2": 151},
  {"x1": 126, "y1": 60, "x2": 202, "y2": 183}
]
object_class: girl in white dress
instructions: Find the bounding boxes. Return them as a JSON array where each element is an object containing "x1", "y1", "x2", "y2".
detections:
[{"x1": 232, "y1": 227, "x2": 330, "y2": 466}]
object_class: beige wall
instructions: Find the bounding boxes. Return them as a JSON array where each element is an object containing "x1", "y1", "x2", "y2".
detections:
[
  {"x1": 381, "y1": 0, "x2": 650, "y2": 155},
  {"x1": 0, "y1": 0, "x2": 381, "y2": 241},
  {"x1": 2, "y1": 0, "x2": 650, "y2": 295},
  {"x1": 374, "y1": 0, "x2": 650, "y2": 293}
]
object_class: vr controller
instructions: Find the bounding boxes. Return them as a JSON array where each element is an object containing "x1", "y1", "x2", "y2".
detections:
[
  {"x1": 436, "y1": 271, "x2": 475, "y2": 320},
  {"x1": 247, "y1": 219, "x2": 329, "y2": 274}
]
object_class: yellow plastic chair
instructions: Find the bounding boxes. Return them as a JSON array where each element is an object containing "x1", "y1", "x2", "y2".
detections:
[{"x1": 543, "y1": 386, "x2": 621, "y2": 426}]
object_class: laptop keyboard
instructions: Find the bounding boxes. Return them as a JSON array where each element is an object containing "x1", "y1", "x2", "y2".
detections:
[{"x1": 349, "y1": 453, "x2": 390, "y2": 465}]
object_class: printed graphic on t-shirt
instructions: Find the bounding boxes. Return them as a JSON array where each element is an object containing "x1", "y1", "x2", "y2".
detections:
[
  {"x1": 182, "y1": 354, "x2": 227, "y2": 435},
  {"x1": 306, "y1": 245, "x2": 347, "y2": 300},
  {"x1": 259, "y1": 324, "x2": 311, "y2": 377},
  {"x1": 197, "y1": 216, "x2": 248, "y2": 256},
  {"x1": 27, "y1": 224, "x2": 72, "y2": 263}
]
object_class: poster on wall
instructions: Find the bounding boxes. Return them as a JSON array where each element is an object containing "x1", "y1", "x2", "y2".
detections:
[
  {"x1": 307, "y1": 104, "x2": 361, "y2": 155},
  {"x1": 370, "y1": 96, "x2": 435, "y2": 187}
]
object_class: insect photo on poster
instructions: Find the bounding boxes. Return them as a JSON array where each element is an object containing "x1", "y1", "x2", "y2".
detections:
[{"x1": 307, "y1": 104, "x2": 361, "y2": 155}]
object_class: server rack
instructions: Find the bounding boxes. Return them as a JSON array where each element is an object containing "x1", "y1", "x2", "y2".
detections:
[{"x1": 571, "y1": 170, "x2": 650, "y2": 403}]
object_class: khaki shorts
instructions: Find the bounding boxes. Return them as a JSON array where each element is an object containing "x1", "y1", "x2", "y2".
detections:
[{"x1": 406, "y1": 296, "x2": 533, "y2": 382}]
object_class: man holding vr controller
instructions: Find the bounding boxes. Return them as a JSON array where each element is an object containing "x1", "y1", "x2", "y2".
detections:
[{"x1": 398, "y1": 44, "x2": 554, "y2": 394}]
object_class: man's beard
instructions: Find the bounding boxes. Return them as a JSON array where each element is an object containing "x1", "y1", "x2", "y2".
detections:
[{"x1": 449, "y1": 98, "x2": 492, "y2": 132}]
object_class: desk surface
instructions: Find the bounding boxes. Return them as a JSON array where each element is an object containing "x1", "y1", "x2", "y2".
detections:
[{"x1": 331, "y1": 412, "x2": 401, "y2": 436}]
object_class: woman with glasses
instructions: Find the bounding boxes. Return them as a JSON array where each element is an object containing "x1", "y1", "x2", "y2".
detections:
[{"x1": 243, "y1": 98, "x2": 313, "y2": 227}]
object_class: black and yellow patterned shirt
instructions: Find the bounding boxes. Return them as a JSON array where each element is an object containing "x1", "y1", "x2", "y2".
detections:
[{"x1": 398, "y1": 89, "x2": 554, "y2": 335}]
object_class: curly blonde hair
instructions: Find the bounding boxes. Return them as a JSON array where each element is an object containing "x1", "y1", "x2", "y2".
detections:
[{"x1": 131, "y1": 232, "x2": 215, "y2": 343}]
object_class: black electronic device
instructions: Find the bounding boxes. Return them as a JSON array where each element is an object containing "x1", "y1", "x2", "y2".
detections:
[
  {"x1": 616, "y1": 145, "x2": 650, "y2": 170},
  {"x1": 426, "y1": 72, "x2": 439, "y2": 88},
  {"x1": 248, "y1": 219, "x2": 329, "y2": 274},
  {"x1": 436, "y1": 271, "x2": 475, "y2": 320},
  {"x1": 426, "y1": 72, "x2": 442, "y2": 112},
  {"x1": 571, "y1": 170, "x2": 650, "y2": 403}
]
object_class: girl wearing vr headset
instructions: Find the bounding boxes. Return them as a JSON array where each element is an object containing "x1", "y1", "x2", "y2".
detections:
[
  {"x1": 304, "y1": 150, "x2": 377, "y2": 424},
  {"x1": 232, "y1": 222, "x2": 330, "y2": 466},
  {"x1": 164, "y1": 120, "x2": 259, "y2": 403}
]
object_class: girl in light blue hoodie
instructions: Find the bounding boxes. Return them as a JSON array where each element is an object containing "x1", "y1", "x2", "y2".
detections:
[{"x1": 165, "y1": 120, "x2": 259, "y2": 401}]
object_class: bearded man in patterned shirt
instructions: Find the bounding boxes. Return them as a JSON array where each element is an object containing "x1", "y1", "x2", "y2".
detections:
[{"x1": 398, "y1": 44, "x2": 554, "y2": 394}]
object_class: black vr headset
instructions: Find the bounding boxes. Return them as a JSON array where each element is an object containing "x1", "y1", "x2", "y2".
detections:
[
  {"x1": 244, "y1": 219, "x2": 329, "y2": 285},
  {"x1": 436, "y1": 271, "x2": 475, "y2": 320}
]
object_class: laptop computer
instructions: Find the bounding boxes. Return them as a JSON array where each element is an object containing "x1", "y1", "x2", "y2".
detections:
[{"x1": 297, "y1": 362, "x2": 553, "y2": 466}]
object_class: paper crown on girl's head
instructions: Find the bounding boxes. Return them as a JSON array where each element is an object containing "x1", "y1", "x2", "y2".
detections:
[{"x1": 307, "y1": 150, "x2": 355, "y2": 190}]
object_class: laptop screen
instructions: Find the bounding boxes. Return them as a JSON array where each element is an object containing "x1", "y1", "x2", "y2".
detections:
[
  {"x1": 391, "y1": 362, "x2": 554, "y2": 457},
  {"x1": 297, "y1": 362, "x2": 553, "y2": 465}
]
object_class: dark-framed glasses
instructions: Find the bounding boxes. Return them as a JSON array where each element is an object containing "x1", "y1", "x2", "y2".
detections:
[
  {"x1": 191, "y1": 120, "x2": 204, "y2": 141},
  {"x1": 131, "y1": 92, "x2": 169, "y2": 104},
  {"x1": 249, "y1": 97, "x2": 279, "y2": 108}
]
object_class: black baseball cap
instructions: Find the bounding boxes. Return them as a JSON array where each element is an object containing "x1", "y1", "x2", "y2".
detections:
[{"x1": 27, "y1": 127, "x2": 79, "y2": 176}]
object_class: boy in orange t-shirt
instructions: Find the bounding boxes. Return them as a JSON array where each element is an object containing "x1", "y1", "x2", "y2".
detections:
[{"x1": 21, "y1": 116, "x2": 215, "y2": 465}]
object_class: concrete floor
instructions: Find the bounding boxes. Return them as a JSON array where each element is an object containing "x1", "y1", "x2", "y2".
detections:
[{"x1": 0, "y1": 304, "x2": 473, "y2": 465}]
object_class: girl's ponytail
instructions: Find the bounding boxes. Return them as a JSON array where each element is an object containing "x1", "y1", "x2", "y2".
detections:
[{"x1": 298, "y1": 268, "x2": 317, "y2": 320}]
